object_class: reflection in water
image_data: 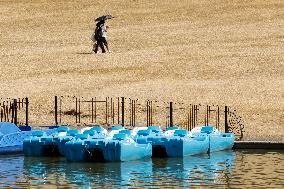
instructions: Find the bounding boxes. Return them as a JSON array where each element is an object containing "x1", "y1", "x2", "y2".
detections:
[
  {"x1": 0, "y1": 155, "x2": 25, "y2": 188},
  {"x1": 0, "y1": 150, "x2": 283, "y2": 188},
  {"x1": 150, "y1": 151, "x2": 236, "y2": 188}
]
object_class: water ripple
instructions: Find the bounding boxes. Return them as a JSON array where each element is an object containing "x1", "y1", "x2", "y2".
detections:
[{"x1": 0, "y1": 150, "x2": 283, "y2": 188}]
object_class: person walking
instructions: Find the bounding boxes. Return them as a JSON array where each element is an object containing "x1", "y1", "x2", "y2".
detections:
[{"x1": 93, "y1": 20, "x2": 109, "y2": 53}]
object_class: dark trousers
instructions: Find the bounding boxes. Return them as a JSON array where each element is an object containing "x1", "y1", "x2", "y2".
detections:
[{"x1": 93, "y1": 37, "x2": 107, "y2": 53}]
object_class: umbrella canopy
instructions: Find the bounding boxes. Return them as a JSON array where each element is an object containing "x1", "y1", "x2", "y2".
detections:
[{"x1": 95, "y1": 15, "x2": 113, "y2": 22}]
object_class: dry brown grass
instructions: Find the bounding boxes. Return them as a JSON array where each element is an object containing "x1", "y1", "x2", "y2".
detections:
[{"x1": 0, "y1": 0, "x2": 283, "y2": 141}]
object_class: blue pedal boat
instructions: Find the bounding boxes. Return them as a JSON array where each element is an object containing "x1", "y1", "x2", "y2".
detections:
[
  {"x1": 165, "y1": 129, "x2": 209, "y2": 157},
  {"x1": 134, "y1": 126, "x2": 166, "y2": 157},
  {"x1": 54, "y1": 129, "x2": 80, "y2": 156},
  {"x1": 0, "y1": 122, "x2": 32, "y2": 155},
  {"x1": 135, "y1": 126, "x2": 178, "y2": 157},
  {"x1": 65, "y1": 130, "x2": 107, "y2": 162},
  {"x1": 104, "y1": 133, "x2": 152, "y2": 162},
  {"x1": 192, "y1": 126, "x2": 235, "y2": 152},
  {"x1": 0, "y1": 122, "x2": 57, "y2": 155},
  {"x1": 23, "y1": 126, "x2": 69, "y2": 157},
  {"x1": 135, "y1": 126, "x2": 163, "y2": 141}
]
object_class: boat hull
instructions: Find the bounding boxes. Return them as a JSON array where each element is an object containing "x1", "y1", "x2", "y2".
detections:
[
  {"x1": 65, "y1": 139, "x2": 106, "y2": 162},
  {"x1": 209, "y1": 133, "x2": 235, "y2": 152},
  {"x1": 166, "y1": 135, "x2": 209, "y2": 157},
  {"x1": 23, "y1": 137, "x2": 60, "y2": 157},
  {"x1": 104, "y1": 141, "x2": 152, "y2": 162}
]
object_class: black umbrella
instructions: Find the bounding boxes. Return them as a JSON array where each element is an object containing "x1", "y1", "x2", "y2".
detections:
[{"x1": 95, "y1": 15, "x2": 114, "y2": 22}]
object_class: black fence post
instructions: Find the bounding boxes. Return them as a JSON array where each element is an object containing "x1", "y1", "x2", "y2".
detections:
[
  {"x1": 190, "y1": 104, "x2": 193, "y2": 130},
  {"x1": 146, "y1": 101, "x2": 149, "y2": 126},
  {"x1": 94, "y1": 97, "x2": 97, "y2": 123},
  {"x1": 75, "y1": 97, "x2": 78, "y2": 123},
  {"x1": 6, "y1": 102, "x2": 9, "y2": 122},
  {"x1": 187, "y1": 112, "x2": 190, "y2": 131},
  {"x1": 121, "y1": 97, "x2": 125, "y2": 126},
  {"x1": 112, "y1": 99, "x2": 115, "y2": 124},
  {"x1": 216, "y1": 105, "x2": 220, "y2": 130},
  {"x1": 11, "y1": 100, "x2": 15, "y2": 124},
  {"x1": 25, "y1": 97, "x2": 29, "y2": 126},
  {"x1": 78, "y1": 98, "x2": 81, "y2": 123},
  {"x1": 117, "y1": 97, "x2": 120, "y2": 124},
  {"x1": 3, "y1": 103, "x2": 5, "y2": 122},
  {"x1": 197, "y1": 105, "x2": 199, "y2": 127},
  {"x1": 14, "y1": 99, "x2": 17, "y2": 125},
  {"x1": 0, "y1": 104, "x2": 3, "y2": 122},
  {"x1": 55, "y1": 96, "x2": 58, "y2": 125},
  {"x1": 91, "y1": 98, "x2": 94, "y2": 123},
  {"x1": 131, "y1": 99, "x2": 134, "y2": 127},
  {"x1": 105, "y1": 97, "x2": 108, "y2": 125},
  {"x1": 225, "y1": 106, "x2": 229, "y2": 133},
  {"x1": 110, "y1": 98, "x2": 113, "y2": 125},
  {"x1": 169, "y1": 102, "x2": 173, "y2": 127},
  {"x1": 4, "y1": 102, "x2": 8, "y2": 122},
  {"x1": 150, "y1": 101, "x2": 153, "y2": 126}
]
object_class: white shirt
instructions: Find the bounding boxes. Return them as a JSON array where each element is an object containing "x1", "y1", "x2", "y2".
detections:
[{"x1": 101, "y1": 24, "x2": 107, "y2": 38}]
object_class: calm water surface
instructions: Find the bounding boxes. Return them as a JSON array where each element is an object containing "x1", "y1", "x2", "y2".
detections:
[{"x1": 0, "y1": 150, "x2": 283, "y2": 188}]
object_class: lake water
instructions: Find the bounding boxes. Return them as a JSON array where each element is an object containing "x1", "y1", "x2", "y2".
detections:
[{"x1": 0, "y1": 150, "x2": 283, "y2": 188}]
